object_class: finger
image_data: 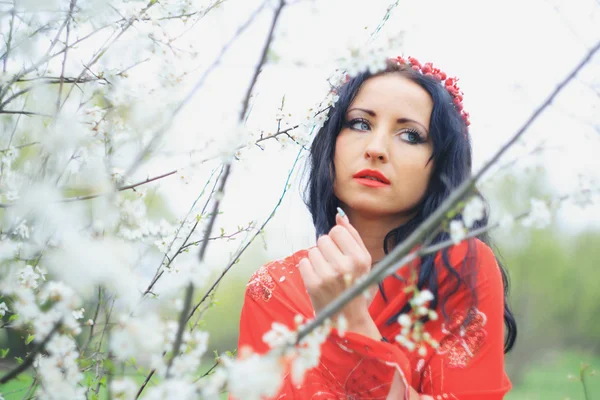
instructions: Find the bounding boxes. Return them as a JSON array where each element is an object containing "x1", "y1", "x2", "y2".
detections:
[
  {"x1": 328, "y1": 224, "x2": 361, "y2": 256},
  {"x1": 308, "y1": 246, "x2": 336, "y2": 280},
  {"x1": 335, "y1": 208, "x2": 368, "y2": 252},
  {"x1": 316, "y1": 235, "x2": 350, "y2": 275},
  {"x1": 298, "y1": 257, "x2": 319, "y2": 289},
  {"x1": 328, "y1": 225, "x2": 371, "y2": 273}
]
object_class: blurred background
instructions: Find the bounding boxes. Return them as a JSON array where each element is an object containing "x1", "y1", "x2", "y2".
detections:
[{"x1": 1, "y1": 0, "x2": 599, "y2": 398}]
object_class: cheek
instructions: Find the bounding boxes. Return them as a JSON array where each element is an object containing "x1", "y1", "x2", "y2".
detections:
[{"x1": 393, "y1": 154, "x2": 433, "y2": 191}]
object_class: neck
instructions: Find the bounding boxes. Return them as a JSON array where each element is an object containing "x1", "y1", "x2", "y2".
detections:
[{"x1": 343, "y1": 208, "x2": 414, "y2": 265}]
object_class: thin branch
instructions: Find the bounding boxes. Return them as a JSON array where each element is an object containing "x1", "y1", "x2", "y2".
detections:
[
  {"x1": 0, "y1": 141, "x2": 39, "y2": 153},
  {"x1": 0, "y1": 110, "x2": 53, "y2": 117},
  {"x1": 56, "y1": 0, "x2": 78, "y2": 113},
  {"x1": 135, "y1": 369, "x2": 155, "y2": 399},
  {"x1": 0, "y1": 169, "x2": 178, "y2": 208},
  {"x1": 0, "y1": 320, "x2": 62, "y2": 385},
  {"x1": 3, "y1": 7, "x2": 15, "y2": 73},
  {"x1": 164, "y1": 282, "x2": 194, "y2": 378},
  {"x1": 124, "y1": 0, "x2": 269, "y2": 177},
  {"x1": 295, "y1": 39, "x2": 600, "y2": 343},
  {"x1": 81, "y1": 286, "x2": 103, "y2": 355},
  {"x1": 142, "y1": 166, "x2": 222, "y2": 296},
  {"x1": 188, "y1": 147, "x2": 302, "y2": 323},
  {"x1": 180, "y1": 228, "x2": 251, "y2": 251}
]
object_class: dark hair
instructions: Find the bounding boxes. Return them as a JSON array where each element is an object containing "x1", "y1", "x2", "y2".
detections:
[{"x1": 303, "y1": 63, "x2": 517, "y2": 353}]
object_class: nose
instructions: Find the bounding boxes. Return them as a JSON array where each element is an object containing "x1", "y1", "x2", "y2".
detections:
[{"x1": 364, "y1": 131, "x2": 388, "y2": 163}]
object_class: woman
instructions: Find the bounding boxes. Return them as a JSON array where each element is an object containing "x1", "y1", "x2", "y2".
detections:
[{"x1": 235, "y1": 56, "x2": 517, "y2": 399}]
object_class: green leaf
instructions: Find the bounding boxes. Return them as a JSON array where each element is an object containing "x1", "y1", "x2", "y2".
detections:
[
  {"x1": 15, "y1": 356, "x2": 23, "y2": 364},
  {"x1": 8, "y1": 313, "x2": 18, "y2": 323},
  {"x1": 25, "y1": 334, "x2": 35, "y2": 345},
  {"x1": 1, "y1": 348, "x2": 9, "y2": 358}
]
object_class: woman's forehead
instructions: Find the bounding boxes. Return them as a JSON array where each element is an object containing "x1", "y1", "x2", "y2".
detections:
[{"x1": 348, "y1": 74, "x2": 433, "y2": 122}]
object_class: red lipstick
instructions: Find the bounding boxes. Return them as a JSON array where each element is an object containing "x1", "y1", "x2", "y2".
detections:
[{"x1": 353, "y1": 169, "x2": 390, "y2": 188}]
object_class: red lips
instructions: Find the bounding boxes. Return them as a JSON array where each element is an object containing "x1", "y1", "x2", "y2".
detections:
[{"x1": 353, "y1": 169, "x2": 390, "y2": 185}]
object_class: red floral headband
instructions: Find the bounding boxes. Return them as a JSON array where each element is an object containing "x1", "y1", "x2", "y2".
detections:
[{"x1": 395, "y1": 56, "x2": 470, "y2": 127}]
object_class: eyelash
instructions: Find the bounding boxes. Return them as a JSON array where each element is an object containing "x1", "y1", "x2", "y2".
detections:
[{"x1": 343, "y1": 118, "x2": 425, "y2": 144}]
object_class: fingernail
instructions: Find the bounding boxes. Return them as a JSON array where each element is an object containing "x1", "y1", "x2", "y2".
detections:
[{"x1": 336, "y1": 207, "x2": 346, "y2": 218}]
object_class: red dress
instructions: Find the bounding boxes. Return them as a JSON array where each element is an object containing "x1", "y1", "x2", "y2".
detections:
[{"x1": 235, "y1": 239, "x2": 511, "y2": 399}]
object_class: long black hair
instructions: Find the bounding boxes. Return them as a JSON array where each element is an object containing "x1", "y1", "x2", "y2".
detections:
[{"x1": 303, "y1": 62, "x2": 517, "y2": 353}]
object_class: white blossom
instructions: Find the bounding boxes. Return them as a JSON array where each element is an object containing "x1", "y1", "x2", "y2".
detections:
[
  {"x1": 110, "y1": 314, "x2": 166, "y2": 366},
  {"x1": 111, "y1": 378, "x2": 138, "y2": 400},
  {"x1": 397, "y1": 314, "x2": 411, "y2": 327},
  {"x1": 411, "y1": 290, "x2": 434, "y2": 307},
  {"x1": 521, "y1": 198, "x2": 551, "y2": 229},
  {"x1": 201, "y1": 368, "x2": 228, "y2": 399},
  {"x1": 14, "y1": 219, "x2": 30, "y2": 240},
  {"x1": 224, "y1": 353, "x2": 283, "y2": 400},
  {"x1": 463, "y1": 196, "x2": 485, "y2": 228},
  {"x1": 19, "y1": 265, "x2": 42, "y2": 289},
  {"x1": 263, "y1": 322, "x2": 297, "y2": 348},
  {"x1": 449, "y1": 220, "x2": 467, "y2": 244},
  {"x1": 72, "y1": 308, "x2": 85, "y2": 320},
  {"x1": 336, "y1": 314, "x2": 348, "y2": 337},
  {"x1": 0, "y1": 302, "x2": 8, "y2": 317}
]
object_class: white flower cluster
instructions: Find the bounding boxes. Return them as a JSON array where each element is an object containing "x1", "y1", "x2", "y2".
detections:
[
  {"x1": 165, "y1": 327, "x2": 210, "y2": 379},
  {"x1": 111, "y1": 313, "x2": 166, "y2": 366},
  {"x1": 35, "y1": 334, "x2": 85, "y2": 399},
  {"x1": 290, "y1": 317, "x2": 331, "y2": 385},
  {"x1": 0, "y1": 302, "x2": 8, "y2": 317},
  {"x1": 223, "y1": 351, "x2": 283, "y2": 400},
  {"x1": 111, "y1": 312, "x2": 210, "y2": 380},
  {"x1": 449, "y1": 196, "x2": 486, "y2": 244},
  {"x1": 339, "y1": 46, "x2": 389, "y2": 79},
  {"x1": 395, "y1": 289, "x2": 439, "y2": 357},
  {"x1": 1, "y1": 262, "x2": 85, "y2": 338}
]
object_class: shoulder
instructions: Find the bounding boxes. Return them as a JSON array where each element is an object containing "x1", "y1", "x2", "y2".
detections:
[{"x1": 435, "y1": 238, "x2": 503, "y2": 285}]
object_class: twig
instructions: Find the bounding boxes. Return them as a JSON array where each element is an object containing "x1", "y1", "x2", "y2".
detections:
[
  {"x1": 188, "y1": 147, "x2": 302, "y2": 323},
  {"x1": 2, "y1": 7, "x2": 15, "y2": 73},
  {"x1": 0, "y1": 110, "x2": 53, "y2": 117},
  {"x1": 0, "y1": 320, "x2": 62, "y2": 384},
  {"x1": 56, "y1": 0, "x2": 77, "y2": 113},
  {"x1": 0, "y1": 169, "x2": 178, "y2": 208},
  {"x1": 180, "y1": 228, "x2": 251, "y2": 251},
  {"x1": 142, "y1": 166, "x2": 222, "y2": 296},
  {"x1": 164, "y1": 282, "x2": 194, "y2": 378},
  {"x1": 295, "y1": 39, "x2": 600, "y2": 342},
  {"x1": 0, "y1": 141, "x2": 39, "y2": 153},
  {"x1": 124, "y1": 0, "x2": 269, "y2": 177},
  {"x1": 81, "y1": 286, "x2": 103, "y2": 355},
  {"x1": 135, "y1": 369, "x2": 155, "y2": 399}
]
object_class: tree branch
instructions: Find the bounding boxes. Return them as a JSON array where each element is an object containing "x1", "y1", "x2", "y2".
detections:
[{"x1": 0, "y1": 320, "x2": 62, "y2": 385}]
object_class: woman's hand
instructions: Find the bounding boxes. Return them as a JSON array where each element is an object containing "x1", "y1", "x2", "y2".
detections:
[{"x1": 298, "y1": 208, "x2": 373, "y2": 325}]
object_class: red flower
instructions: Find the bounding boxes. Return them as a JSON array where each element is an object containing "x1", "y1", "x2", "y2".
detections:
[{"x1": 408, "y1": 56, "x2": 421, "y2": 68}]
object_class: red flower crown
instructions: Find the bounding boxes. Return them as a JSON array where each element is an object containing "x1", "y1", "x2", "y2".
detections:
[{"x1": 395, "y1": 55, "x2": 470, "y2": 127}]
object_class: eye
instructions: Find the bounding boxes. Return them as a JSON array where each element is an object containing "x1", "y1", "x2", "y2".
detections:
[
  {"x1": 398, "y1": 128, "x2": 425, "y2": 144},
  {"x1": 345, "y1": 118, "x2": 370, "y2": 132}
]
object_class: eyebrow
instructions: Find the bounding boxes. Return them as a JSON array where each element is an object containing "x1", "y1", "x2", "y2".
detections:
[{"x1": 347, "y1": 107, "x2": 429, "y2": 133}]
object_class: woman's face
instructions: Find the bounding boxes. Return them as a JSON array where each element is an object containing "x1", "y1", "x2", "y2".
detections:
[{"x1": 333, "y1": 73, "x2": 434, "y2": 221}]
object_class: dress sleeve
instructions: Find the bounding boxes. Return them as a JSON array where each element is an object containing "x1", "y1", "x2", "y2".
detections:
[
  {"x1": 416, "y1": 240, "x2": 512, "y2": 400},
  {"x1": 234, "y1": 255, "x2": 413, "y2": 400}
]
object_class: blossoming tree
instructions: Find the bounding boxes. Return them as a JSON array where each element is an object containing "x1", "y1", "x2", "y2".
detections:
[{"x1": 0, "y1": 0, "x2": 598, "y2": 399}]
